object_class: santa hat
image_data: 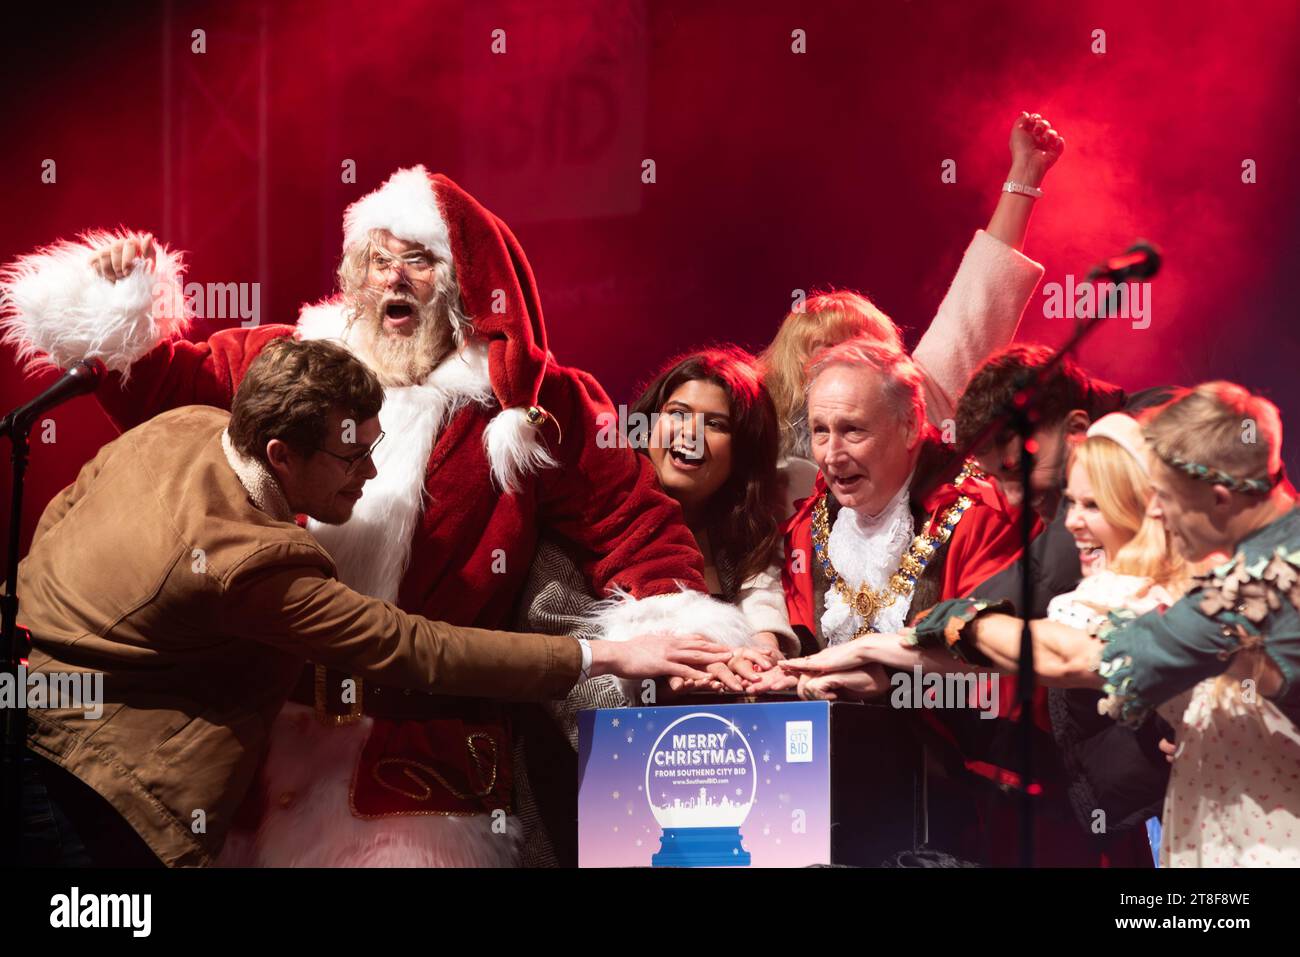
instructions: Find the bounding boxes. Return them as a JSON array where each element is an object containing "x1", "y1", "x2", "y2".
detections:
[{"x1": 342, "y1": 166, "x2": 558, "y2": 491}]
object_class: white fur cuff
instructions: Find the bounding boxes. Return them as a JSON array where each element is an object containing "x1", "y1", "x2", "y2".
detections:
[
  {"x1": 590, "y1": 588, "x2": 756, "y2": 649},
  {"x1": 0, "y1": 229, "x2": 189, "y2": 376},
  {"x1": 589, "y1": 588, "x2": 757, "y2": 704}
]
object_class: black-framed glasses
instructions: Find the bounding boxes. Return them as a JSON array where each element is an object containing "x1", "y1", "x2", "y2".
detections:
[{"x1": 316, "y1": 430, "x2": 385, "y2": 475}]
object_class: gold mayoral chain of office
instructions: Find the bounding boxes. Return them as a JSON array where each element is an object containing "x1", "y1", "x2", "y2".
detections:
[{"x1": 811, "y1": 462, "x2": 979, "y2": 639}]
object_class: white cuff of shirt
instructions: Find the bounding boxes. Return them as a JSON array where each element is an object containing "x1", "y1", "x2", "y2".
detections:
[{"x1": 577, "y1": 637, "x2": 593, "y2": 681}]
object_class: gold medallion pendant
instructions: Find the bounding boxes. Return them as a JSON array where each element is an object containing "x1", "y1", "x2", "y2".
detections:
[{"x1": 812, "y1": 463, "x2": 978, "y2": 639}]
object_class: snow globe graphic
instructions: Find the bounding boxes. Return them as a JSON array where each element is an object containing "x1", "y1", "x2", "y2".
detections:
[{"x1": 645, "y1": 712, "x2": 756, "y2": 867}]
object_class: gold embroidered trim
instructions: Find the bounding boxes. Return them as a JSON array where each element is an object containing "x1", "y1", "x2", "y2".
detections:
[
  {"x1": 369, "y1": 733, "x2": 500, "y2": 802},
  {"x1": 813, "y1": 462, "x2": 978, "y2": 639}
]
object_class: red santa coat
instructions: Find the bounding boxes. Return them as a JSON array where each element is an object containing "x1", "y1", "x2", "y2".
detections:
[
  {"x1": 96, "y1": 318, "x2": 714, "y2": 833},
  {"x1": 0, "y1": 169, "x2": 754, "y2": 866},
  {"x1": 98, "y1": 322, "x2": 704, "y2": 622}
]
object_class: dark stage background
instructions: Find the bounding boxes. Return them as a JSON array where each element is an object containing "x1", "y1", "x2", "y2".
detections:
[{"x1": 2, "y1": 0, "x2": 1298, "y2": 569}]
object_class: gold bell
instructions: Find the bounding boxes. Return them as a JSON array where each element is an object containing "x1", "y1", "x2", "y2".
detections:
[{"x1": 525, "y1": 405, "x2": 562, "y2": 444}]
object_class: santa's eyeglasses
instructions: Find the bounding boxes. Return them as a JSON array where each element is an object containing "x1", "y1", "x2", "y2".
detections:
[
  {"x1": 316, "y1": 431, "x2": 386, "y2": 474},
  {"x1": 367, "y1": 245, "x2": 437, "y2": 276}
]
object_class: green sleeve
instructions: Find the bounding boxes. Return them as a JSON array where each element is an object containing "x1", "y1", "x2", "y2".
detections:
[
  {"x1": 1098, "y1": 551, "x2": 1300, "y2": 727},
  {"x1": 908, "y1": 597, "x2": 1010, "y2": 665}
]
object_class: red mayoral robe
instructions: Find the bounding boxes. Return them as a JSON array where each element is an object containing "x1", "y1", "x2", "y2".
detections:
[{"x1": 783, "y1": 454, "x2": 1151, "y2": 867}]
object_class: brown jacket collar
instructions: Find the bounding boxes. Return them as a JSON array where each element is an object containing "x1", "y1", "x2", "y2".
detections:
[{"x1": 220, "y1": 429, "x2": 294, "y2": 523}]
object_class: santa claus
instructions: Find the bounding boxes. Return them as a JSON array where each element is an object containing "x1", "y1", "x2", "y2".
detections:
[{"x1": 1, "y1": 166, "x2": 757, "y2": 866}]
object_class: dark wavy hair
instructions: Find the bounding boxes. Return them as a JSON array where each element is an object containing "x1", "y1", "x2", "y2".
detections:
[
  {"x1": 955, "y1": 343, "x2": 1126, "y2": 451},
  {"x1": 230, "y1": 337, "x2": 383, "y2": 465},
  {"x1": 629, "y1": 347, "x2": 784, "y2": 588}
]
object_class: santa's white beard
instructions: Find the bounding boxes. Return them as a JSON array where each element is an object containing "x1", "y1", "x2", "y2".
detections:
[{"x1": 347, "y1": 293, "x2": 455, "y2": 387}]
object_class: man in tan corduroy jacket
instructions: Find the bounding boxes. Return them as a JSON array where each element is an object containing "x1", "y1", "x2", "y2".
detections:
[{"x1": 17, "y1": 338, "x2": 728, "y2": 866}]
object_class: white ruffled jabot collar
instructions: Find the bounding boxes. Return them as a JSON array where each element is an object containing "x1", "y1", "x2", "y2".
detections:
[{"x1": 821, "y1": 473, "x2": 915, "y2": 645}]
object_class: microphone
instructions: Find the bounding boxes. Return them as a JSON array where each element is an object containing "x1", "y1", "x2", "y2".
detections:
[
  {"x1": 1085, "y1": 240, "x2": 1162, "y2": 282},
  {"x1": 0, "y1": 358, "x2": 107, "y2": 438}
]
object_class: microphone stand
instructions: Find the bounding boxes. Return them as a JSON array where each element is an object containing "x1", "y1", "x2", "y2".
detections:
[
  {"x1": 1, "y1": 412, "x2": 32, "y2": 865},
  {"x1": 911, "y1": 242, "x2": 1159, "y2": 867},
  {"x1": 0, "y1": 356, "x2": 105, "y2": 863}
]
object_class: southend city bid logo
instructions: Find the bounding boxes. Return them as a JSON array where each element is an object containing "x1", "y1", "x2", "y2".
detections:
[{"x1": 645, "y1": 712, "x2": 756, "y2": 867}]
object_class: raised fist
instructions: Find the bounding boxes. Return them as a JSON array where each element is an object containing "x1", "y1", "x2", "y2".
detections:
[{"x1": 1009, "y1": 111, "x2": 1065, "y2": 185}]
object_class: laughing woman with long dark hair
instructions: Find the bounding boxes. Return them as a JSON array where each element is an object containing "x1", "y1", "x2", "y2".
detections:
[
  {"x1": 629, "y1": 347, "x2": 793, "y2": 665},
  {"x1": 520, "y1": 346, "x2": 794, "y2": 676},
  {"x1": 509, "y1": 346, "x2": 793, "y2": 866}
]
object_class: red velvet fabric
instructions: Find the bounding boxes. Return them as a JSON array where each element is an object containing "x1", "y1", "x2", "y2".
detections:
[
  {"x1": 90, "y1": 172, "x2": 708, "y2": 820},
  {"x1": 434, "y1": 173, "x2": 550, "y2": 414},
  {"x1": 353, "y1": 715, "x2": 515, "y2": 817}
]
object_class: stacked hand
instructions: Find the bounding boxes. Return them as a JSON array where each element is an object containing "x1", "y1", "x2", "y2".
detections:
[
  {"x1": 590, "y1": 633, "x2": 735, "y2": 682},
  {"x1": 790, "y1": 666, "x2": 890, "y2": 701},
  {"x1": 670, "y1": 631, "x2": 780, "y2": 691},
  {"x1": 667, "y1": 640, "x2": 783, "y2": 694},
  {"x1": 743, "y1": 633, "x2": 910, "y2": 699}
]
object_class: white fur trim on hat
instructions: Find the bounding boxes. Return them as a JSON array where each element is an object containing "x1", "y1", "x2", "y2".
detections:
[
  {"x1": 342, "y1": 165, "x2": 452, "y2": 262},
  {"x1": 0, "y1": 229, "x2": 189, "y2": 377},
  {"x1": 483, "y1": 406, "x2": 559, "y2": 496},
  {"x1": 294, "y1": 297, "x2": 352, "y2": 344}
]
